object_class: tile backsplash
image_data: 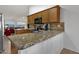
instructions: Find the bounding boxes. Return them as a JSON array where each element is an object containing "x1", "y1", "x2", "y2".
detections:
[
  {"x1": 50, "y1": 22, "x2": 64, "y2": 31},
  {"x1": 28, "y1": 22, "x2": 64, "y2": 31}
]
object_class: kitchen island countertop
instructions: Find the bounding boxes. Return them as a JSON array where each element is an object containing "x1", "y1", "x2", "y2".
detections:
[{"x1": 8, "y1": 30, "x2": 64, "y2": 50}]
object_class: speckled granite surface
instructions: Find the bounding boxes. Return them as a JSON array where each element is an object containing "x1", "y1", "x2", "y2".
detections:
[{"x1": 8, "y1": 30, "x2": 63, "y2": 50}]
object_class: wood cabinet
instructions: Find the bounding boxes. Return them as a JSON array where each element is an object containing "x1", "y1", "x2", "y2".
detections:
[
  {"x1": 49, "y1": 6, "x2": 60, "y2": 22},
  {"x1": 28, "y1": 5, "x2": 60, "y2": 24},
  {"x1": 28, "y1": 12, "x2": 42, "y2": 24},
  {"x1": 41, "y1": 10, "x2": 49, "y2": 23},
  {"x1": 28, "y1": 14, "x2": 36, "y2": 24},
  {"x1": 35, "y1": 12, "x2": 42, "y2": 17},
  {"x1": 15, "y1": 29, "x2": 32, "y2": 34},
  {"x1": 11, "y1": 43, "x2": 18, "y2": 54},
  {"x1": 28, "y1": 16, "x2": 33, "y2": 24}
]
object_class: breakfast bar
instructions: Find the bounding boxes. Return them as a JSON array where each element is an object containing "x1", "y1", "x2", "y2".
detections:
[{"x1": 7, "y1": 29, "x2": 63, "y2": 54}]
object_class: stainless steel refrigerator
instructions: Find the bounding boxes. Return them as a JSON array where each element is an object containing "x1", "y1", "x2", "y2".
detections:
[{"x1": 0, "y1": 14, "x2": 4, "y2": 53}]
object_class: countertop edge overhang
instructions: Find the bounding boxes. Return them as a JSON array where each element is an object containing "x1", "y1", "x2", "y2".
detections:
[{"x1": 7, "y1": 30, "x2": 64, "y2": 50}]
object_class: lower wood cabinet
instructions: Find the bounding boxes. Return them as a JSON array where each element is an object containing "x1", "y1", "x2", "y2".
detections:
[
  {"x1": 11, "y1": 43, "x2": 18, "y2": 54},
  {"x1": 15, "y1": 29, "x2": 32, "y2": 34}
]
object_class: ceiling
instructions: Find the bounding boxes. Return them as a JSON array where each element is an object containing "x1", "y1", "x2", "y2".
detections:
[{"x1": 0, "y1": 5, "x2": 29, "y2": 17}]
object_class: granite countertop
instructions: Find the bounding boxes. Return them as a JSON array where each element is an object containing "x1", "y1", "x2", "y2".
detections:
[{"x1": 8, "y1": 30, "x2": 63, "y2": 50}]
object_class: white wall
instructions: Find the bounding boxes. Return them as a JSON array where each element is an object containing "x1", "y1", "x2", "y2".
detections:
[{"x1": 61, "y1": 5, "x2": 79, "y2": 52}]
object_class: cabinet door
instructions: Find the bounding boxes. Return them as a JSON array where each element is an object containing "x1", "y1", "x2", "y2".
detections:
[
  {"x1": 28, "y1": 15, "x2": 35, "y2": 24},
  {"x1": 42, "y1": 10, "x2": 49, "y2": 23},
  {"x1": 49, "y1": 7, "x2": 60, "y2": 22},
  {"x1": 28, "y1": 12, "x2": 42, "y2": 24},
  {"x1": 35, "y1": 12, "x2": 42, "y2": 18}
]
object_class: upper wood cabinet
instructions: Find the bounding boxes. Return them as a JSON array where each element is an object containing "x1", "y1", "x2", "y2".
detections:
[
  {"x1": 49, "y1": 6, "x2": 60, "y2": 22},
  {"x1": 28, "y1": 12, "x2": 42, "y2": 24},
  {"x1": 28, "y1": 14, "x2": 35, "y2": 24},
  {"x1": 28, "y1": 5, "x2": 60, "y2": 24},
  {"x1": 35, "y1": 12, "x2": 42, "y2": 18},
  {"x1": 41, "y1": 10, "x2": 49, "y2": 23}
]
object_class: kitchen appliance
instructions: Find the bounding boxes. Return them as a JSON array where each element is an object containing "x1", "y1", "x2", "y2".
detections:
[
  {"x1": 42, "y1": 24, "x2": 49, "y2": 30},
  {"x1": 34, "y1": 17, "x2": 42, "y2": 24},
  {"x1": 0, "y1": 14, "x2": 4, "y2": 53}
]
